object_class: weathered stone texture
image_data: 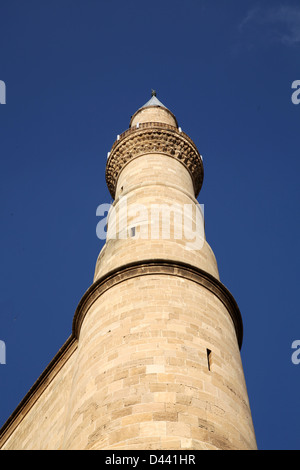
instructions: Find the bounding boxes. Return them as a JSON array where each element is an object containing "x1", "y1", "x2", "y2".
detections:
[
  {"x1": 0, "y1": 99, "x2": 257, "y2": 450},
  {"x1": 1, "y1": 340, "x2": 78, "y2": 450},
  {"x1": 62, "y1": 275, "x2": 256, "y2": 450}
]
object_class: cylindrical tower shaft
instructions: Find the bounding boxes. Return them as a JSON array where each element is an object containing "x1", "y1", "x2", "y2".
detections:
[{"x1": 62, "y1": 95, "x2": 257, "y2": 450}]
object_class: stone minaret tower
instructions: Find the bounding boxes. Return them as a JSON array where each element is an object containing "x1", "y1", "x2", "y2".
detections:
[
  {"x1": 62, "y1": 93, "x2": 257, "y2": 450},
  {"x1": 0, "y1": 93, "x2": 257, "y2": 450}
]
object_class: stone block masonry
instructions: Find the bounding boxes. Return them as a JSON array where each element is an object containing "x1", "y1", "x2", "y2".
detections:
[{"x1": 0, "y1": 95, "x2": 257, "y2": 450}]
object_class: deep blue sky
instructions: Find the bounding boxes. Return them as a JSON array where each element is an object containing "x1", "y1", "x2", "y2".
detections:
[{"x1": 0, "y1": 0, "x2": 299, "y2": 450}]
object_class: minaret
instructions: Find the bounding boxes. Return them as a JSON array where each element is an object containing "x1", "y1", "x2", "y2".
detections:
[{"x1": 62, "y1": 93, "x2": 257, "y2": 450}]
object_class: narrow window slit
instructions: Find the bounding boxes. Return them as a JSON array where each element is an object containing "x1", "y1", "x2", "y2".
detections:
[{"x1": 206, "y1": 348, "x2": 212, "y2": 371}]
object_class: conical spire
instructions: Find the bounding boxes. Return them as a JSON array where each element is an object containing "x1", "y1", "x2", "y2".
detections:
[
  {"x1": 130, "y1": 91, "x2": 178, "y2": 128},
  {"x1": 140, "y1": 90, "x2": 168, "y2": 110}
]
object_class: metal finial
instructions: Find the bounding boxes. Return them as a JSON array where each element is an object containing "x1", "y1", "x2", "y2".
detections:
[{"x1": 151, "y1": 89, "x2": 157, "y2": 97}]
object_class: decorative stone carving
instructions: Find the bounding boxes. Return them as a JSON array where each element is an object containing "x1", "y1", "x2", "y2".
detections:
[{"x1": 106, "y1": 123, "x2": 204, "y2": 198}]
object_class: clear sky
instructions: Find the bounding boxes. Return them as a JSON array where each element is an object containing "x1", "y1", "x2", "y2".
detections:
[{"x1": 0, "y1": 0, "x2": 299, "y2": 450}]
